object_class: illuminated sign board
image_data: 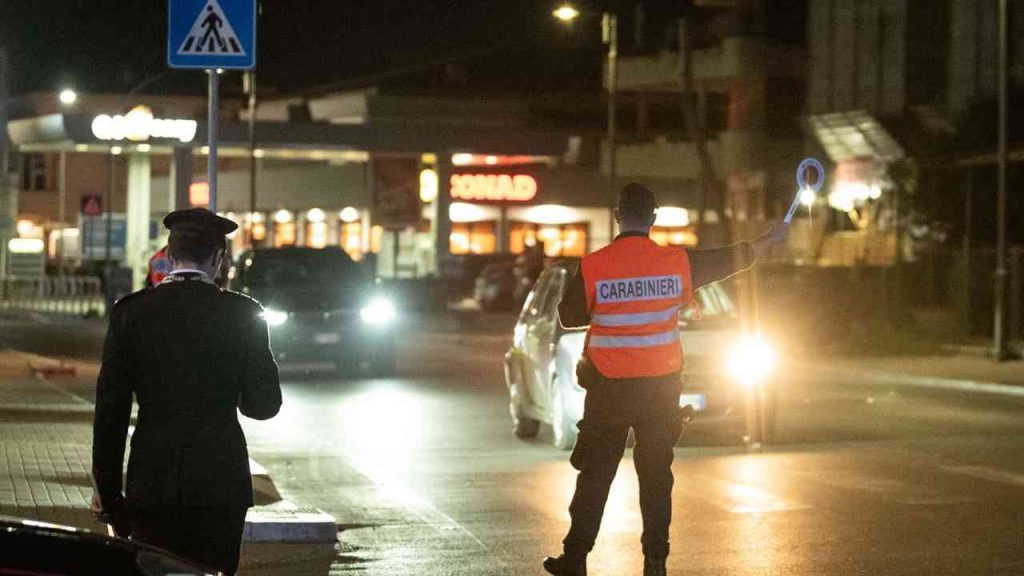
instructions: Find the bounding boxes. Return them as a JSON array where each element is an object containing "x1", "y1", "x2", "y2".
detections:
[
  {"x1": 450, "y1": 173, "x2": 538, "y2": 203},
  {"x1": 8, "y1": 238, "x2": 45, "y2": 254},
  {"x1": 91, "y1": 105, "x2": 198, "y2": 143}
]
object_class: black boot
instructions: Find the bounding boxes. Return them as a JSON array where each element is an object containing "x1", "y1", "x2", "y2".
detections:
[
  {"x1": 543, "y1": 554, "x2": 587, "y2": 576},
  {"x1": 643, "y1": 557, "x2": 667, "y2": 576}
]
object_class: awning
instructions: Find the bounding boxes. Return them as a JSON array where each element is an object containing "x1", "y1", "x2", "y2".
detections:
[{"x1": 805, "y1": 110, "x2": 905, "y2": 164}]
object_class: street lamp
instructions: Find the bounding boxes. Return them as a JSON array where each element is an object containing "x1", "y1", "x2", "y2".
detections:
[
  {"x1": 552, "y1": 5, "x2": 581, "y2": 22},
  {"x1": 553, "y1": 3, "x2": 619, "y2": 243},
  {"x1": 58, "y1": 88, "x2": 77, "y2": 106}
]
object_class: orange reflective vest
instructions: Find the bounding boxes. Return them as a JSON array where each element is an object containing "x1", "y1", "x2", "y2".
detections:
[{"x1": 581, "y1": 235, "x2": 694, "y2": 379}]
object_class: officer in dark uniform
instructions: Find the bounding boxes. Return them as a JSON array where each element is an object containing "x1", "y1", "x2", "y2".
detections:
[
  {"x1": 92, "y1": 208, "x2": 281, "y2": 575},
  {"x1": 544, "y1": 184, "x2": 787, "y2": 576}
]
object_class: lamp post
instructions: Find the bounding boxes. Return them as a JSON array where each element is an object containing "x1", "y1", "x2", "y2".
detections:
[
  {"x1": 554, "y1": 4, "x2": 619, "y2": 244},
  {"x1": 56, "y1": 88, "x2": 76, "y2": 270},
  {"x1": 993, "y1": 0, "x2": 1010, "y2": 360}
]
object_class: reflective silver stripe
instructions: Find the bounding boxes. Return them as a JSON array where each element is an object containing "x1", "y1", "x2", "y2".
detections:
[
  {"x1": 589, "y1": 329, "x2": 679, "y2": 349},
  {"x1": 592, "y1": 306, "x2": 678, "y2": 327}
]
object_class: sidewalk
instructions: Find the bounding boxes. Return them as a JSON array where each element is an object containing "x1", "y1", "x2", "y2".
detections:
[
  {"x1": 0, "y1": 350, "x2": 338, "y2": 575},
  {"x1": 0, "y1": 351, "x2": 103, "y2": 529}
]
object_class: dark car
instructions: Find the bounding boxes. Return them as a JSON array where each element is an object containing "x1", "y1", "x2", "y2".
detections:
[
  {"x1": 0, "y1": 516, "x2": 216, "y2": 575},
  {"x1": 232, "y1": 247, "x2": 397, "y2": 377}
]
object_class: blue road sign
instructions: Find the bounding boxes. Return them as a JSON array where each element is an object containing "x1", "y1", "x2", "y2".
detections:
[{"x1": 168, "y1": 0, "x2": 256, "y2": 69}]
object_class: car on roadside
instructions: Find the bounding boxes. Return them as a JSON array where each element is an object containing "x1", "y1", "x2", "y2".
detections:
[
  {"x1": 473, "y1": 258, "x2": 518, "y2": 311},
  {"x1": 0, "y1": 516, "x2": 215, "y2": 575},
  {"x1": 504, "y1": 261, "x2": 778, "y2": 450},
  {"x1": 231, "y1": 247, "x2": 398, "y2": 377}
]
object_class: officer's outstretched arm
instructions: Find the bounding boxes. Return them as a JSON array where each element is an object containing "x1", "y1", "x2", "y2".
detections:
[{"x1": 239, "y1": 306, "x2": 282, "y2": 420}]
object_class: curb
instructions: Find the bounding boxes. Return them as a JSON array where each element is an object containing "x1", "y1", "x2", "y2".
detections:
[
  {"x1": 244, "y1": 500, "x2": 337, "y2": 543},
  {"x1": 249, "y1": 459, "x2": 283, "y2": 505}
]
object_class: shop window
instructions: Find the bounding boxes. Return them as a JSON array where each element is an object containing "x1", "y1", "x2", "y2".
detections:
[
  {"x1": 250, "y1": 215, "x2": 267, "y2": 243},
  {"x1": 370, "y1": 225, "x2": 384, "y2": 254},
  {"x1": 450, "y1": 221, "x2": 497, "y2": 255},
  {"x1": 274, "y1": 222, "x2": 296, "y2": 247},
  {"x1": 22, "y1": 154, "x2": 48, "y2": 191},
  {"x1": 340, "y1": 221, "x2": 364, "y2": 260},
  {"x1": 305, "y1": 221, "x2": 328, "y2": 249},
  {"x1": 651, "y1": 226, "x2": 698, "y2": 248},
  {"x1": 510, "y1": 222, "x2": 588, "y2": 258}
]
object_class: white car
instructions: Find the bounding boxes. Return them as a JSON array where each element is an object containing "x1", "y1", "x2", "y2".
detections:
[{"x1": 504, "y1": 261, "x2": 778, "y2": 450}]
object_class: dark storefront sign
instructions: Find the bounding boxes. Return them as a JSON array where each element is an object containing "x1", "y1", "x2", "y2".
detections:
[{"x1": 371, "y1": 155, "x2": 421, "y2": 229}]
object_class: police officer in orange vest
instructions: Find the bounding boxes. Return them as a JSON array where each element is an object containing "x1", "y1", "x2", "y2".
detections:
[{"x1": 544, "y1": 183, "x2": 787, "y2": 576}]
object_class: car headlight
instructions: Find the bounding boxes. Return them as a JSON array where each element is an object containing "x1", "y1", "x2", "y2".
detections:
[
  {"x1": 725, "y1": 335, "x2": 776, "y2": 387},
  {"x1": 261, "y1": 308, "x2": 288, "y2": 328},
  {"x1": 360, "y1": 297, "x2": 396, "y2": 326}
]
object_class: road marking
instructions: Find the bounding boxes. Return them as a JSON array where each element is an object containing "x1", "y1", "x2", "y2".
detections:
[
  {"x1": 815, "y1": 366, "x2": 1024, "y2": 398},
  {"x1": 943, "y1": 465, "x2": 1024, "y2": 488}
]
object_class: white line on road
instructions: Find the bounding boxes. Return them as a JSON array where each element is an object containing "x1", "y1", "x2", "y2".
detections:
[
  {"x1": 814, "y1": 366, "x2": 1024, "y2": 398},
  {"x1": 943, "y1": 465, "x2": 1024, "y2": 488}
]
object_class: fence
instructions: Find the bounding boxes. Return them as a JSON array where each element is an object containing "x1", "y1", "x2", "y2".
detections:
[{"x1": 0, "y1": 275, "x2": 105, "y2": 317}]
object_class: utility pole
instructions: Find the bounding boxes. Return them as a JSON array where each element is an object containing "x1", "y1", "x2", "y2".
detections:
[
  {"x1": 245, "y1": 71, "x2": 257, "y2": 245},
  {"x1": 993, "y1": 0, "x2": 1010, "y2": 360},
  {"x1": 678, "y1": 17, "x2": 732, "y2": 247},
  {"x1": 0, "y1": 46, "x2": 11, "y2": 282},
  {"x1": 604, "y1": 12, "x2": 619, "y2": 244}
]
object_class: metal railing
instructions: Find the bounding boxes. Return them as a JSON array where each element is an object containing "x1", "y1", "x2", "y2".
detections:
[{"x1": 0, "y1": 275, "x2": 105, "y2": 317}]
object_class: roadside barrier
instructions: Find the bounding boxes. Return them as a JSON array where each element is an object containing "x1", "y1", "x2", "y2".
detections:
[{"x1": 0, "y1": 276, "x2": 105, "y2": 317}]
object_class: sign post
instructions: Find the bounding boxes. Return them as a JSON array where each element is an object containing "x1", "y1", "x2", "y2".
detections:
[{"x1": 168, "y1": 0, "x2": 257, "y2": 212}]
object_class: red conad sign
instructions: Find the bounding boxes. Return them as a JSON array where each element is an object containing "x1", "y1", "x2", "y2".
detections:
[{"x1": 450, "y1": 174, "x2": 538, "y2": 203}]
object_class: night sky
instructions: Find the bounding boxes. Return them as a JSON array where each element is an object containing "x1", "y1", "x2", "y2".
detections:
[{"x1": 1, "y1": 0, "x2": 620, "y2": 98}]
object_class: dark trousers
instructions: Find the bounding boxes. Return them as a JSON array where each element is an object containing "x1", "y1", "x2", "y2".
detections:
[
  {"x1": 563, "y1": 370, "x2": 684, "y2": 559},
  {"x1": 130, "y1": 506, "x2": 248, "y2": 575}
]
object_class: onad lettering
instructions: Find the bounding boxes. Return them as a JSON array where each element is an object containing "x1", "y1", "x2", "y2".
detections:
[
  {"x1": 595, "y1": 275, "x2": 682, "y2": 303},
  {"x1": 450, "y1": 174, "x2": 538, "y2": 203}
]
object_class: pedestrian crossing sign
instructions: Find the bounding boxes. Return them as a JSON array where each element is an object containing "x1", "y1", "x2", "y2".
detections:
[{"x1": 168, "y1": 0, "x2": 256, "y2": 70}]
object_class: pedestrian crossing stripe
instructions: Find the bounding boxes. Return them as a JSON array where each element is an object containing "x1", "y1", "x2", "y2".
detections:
[{"x1": 177, "y1": 0, "x2": 247, "y2": 56}]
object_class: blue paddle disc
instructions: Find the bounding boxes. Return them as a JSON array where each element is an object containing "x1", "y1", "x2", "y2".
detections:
[
  {"x1": 785, "y1": 158, "x2": 826, "y2": 223},
  {"x1": 796, "y1": 158, "x2": 825, "y2": 193}
]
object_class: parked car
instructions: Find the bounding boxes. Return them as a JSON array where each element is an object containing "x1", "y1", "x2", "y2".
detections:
[
  {"x1": 504, "y1": 261, "x2": 778, "y2": 449},
  {"x1": 474, "y1": 259, "x2": 518, "y2": 311},
  {"x1": 0, "y1": 516, "x2": 215, "y2": 575},
  {"x1": 231, "y1": 247, "x2": 398, "y2": 377}
]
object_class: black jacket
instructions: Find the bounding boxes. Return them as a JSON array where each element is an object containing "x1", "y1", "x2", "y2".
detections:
[{"x1": 92, "y1": 278, "x2": 281, "y2": 510}]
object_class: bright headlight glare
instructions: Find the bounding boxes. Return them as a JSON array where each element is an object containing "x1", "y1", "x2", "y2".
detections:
[
  {"x1": 360, "y1": 297, "x2": 396, "y2": 326},
  {"x1": 726, "y1": 335, "x2": 776, "y2": 386},
  {"x1": 261, "y1": 308, "x2": 288, "y2": 327}
]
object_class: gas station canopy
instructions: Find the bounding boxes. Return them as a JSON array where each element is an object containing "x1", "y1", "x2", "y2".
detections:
[{"x1": 7, "y1": 111, "x2": 570, "y2": 160}]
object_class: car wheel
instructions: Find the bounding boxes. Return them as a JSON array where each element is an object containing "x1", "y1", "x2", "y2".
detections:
[{"x1": 551, "y1": 377, "x2": 577, "y2": 451}]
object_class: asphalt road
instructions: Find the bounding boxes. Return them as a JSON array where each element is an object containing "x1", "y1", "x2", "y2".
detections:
[{"x1": 3, "y1": 311, "x2": 1024, "y2": 575}]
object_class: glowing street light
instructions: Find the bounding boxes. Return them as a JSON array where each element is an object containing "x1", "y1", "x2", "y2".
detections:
[
  {"x1": 552, "y1": 4, "x2": 581, "y2": 22},
  {"x1": 59, "y1": 88, "x2": 77, "y2": 106},
  {"x1": 552, "y1": 2, "x2": 619, "y2": 239},
  {"x1": 798, "y1": 187, "x2": 816, "y2": 208}
]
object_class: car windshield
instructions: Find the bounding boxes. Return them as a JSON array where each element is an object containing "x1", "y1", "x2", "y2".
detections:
[
  {"x1": 685, "y1": 284, "x2": 737, "y2": 321},
  {"x1": 249, "y1": 250, "x2": 362, "y2": 287},
  {"x1": 244, "y1": 249, "x2": 368, "y2": 311}
]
